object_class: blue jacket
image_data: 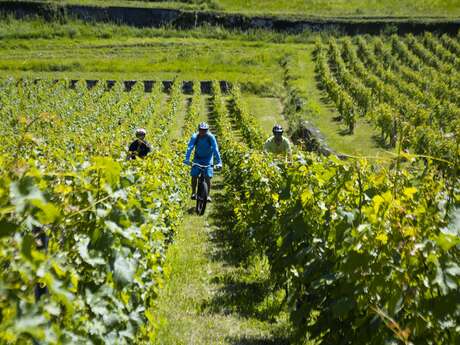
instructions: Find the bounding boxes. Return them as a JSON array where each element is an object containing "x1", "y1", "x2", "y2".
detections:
[{"x1": 185, "y1": 133, "x2": 222, "y2": 166}]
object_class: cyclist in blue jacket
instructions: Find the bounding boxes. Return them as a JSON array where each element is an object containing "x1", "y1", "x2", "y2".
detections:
[{"x1": 184, "y1": 122, "x2": 222, "y2": 202}]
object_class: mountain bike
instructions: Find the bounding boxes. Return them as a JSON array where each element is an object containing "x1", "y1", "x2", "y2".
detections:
[{"x1": 192, "y1": 162, "x2": 212, "y2": 216}]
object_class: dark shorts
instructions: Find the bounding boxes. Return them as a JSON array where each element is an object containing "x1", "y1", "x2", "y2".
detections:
[{"x1": 191, "y1": 165, "x2": 213, "y2": 178}]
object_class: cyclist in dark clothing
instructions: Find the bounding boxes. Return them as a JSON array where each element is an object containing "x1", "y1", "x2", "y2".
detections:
[{"x1": 128, "y1": 128, "x2": 151, "y2": 159}]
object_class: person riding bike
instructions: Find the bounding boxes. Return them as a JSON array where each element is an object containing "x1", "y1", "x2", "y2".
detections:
[
  {"x1": 264, "y1": 124, "x2": 292, "y2": 161},
  {"x1": 128, "y1": 128, "x2": 151, "y2": 160},
  {"x1": 184, "y1": 122, "x2": 222, "y2": 202}
]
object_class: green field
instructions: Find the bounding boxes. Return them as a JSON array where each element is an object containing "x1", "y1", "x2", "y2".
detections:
[
  {"x1": 0, "y1": 35, "x2": 285, "y2": 87},
  {"x1": 0, "y1": 18, "x2": 313, "y2": 95}
]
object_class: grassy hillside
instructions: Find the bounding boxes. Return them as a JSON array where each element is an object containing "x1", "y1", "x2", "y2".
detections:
[
  {"x1": 215, "y1": 0, "x2": 460, "y2": 17},
  {"x1": 8, "y1": 0, "x2": 460, "y2": 18}
]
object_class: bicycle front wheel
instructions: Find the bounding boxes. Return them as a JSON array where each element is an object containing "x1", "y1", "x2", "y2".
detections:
[{"x1": 196, "y1": 180, "x2": 208, "y2": 216}]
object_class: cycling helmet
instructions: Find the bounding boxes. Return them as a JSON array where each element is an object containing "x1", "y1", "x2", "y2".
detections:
[
  {"x1": 135, "y1": 128, "x2": 146, "y2": 136},
  {"x1": 273, "y1": 124, "x2": 283, "y2": 134},
  {"x1": 198, "y1": 122, "x2": 209, "y2": 131}
]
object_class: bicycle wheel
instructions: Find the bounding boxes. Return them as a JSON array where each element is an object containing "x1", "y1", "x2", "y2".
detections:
[{"x1": 196, "y1": 179, "x2": 208, "y2": 216}]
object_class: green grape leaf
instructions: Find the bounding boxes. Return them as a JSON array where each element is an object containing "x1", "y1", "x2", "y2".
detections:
[
  {"x1": 92, "y1": 157, "x2": 122, "y2": 187},
  {"x1": 445, "y1": 262, "x2": 460, "y2": 277},
  {"x1": 21, "y1": 233, "x2": 34, "y2": 260},
  {"x1": 433, "y1": 264, "x2": 456, "y2": 295},
  {"x1": 331, "y1": 297, "x2": 355, "y2": 317},
  {"x1": 10, "y1": 177, "x2": 45, "y2": 213},
  {"x1": 31, "y1": 199, "x2": 61, "y2": 224},
  {"x1": 0, "y1": 219, "x2": 17, "y2": 238},
  {"x1": 77, "y1": 236, "x2": 105, "y2": 267},
  {"x1": 114, "y1": 250, "x2": 137, "y2": 285},
  {"x1": 119, "y1": 322, "x2": 135, "y2": 340},
  {"x1": 435, "y1": 232, "x2": 460, "y2": 252},
  {"x1": 14, "y1": 315, "x2": 47, "y2": 339}
]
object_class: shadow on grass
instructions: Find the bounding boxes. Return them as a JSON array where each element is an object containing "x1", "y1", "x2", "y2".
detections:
[
  {"x1": 207, "y1": 191, "x2": 251, "y2": 266},
  {"x1": 211, "y1": 180, "x2": 225, "y2": 191},
  {"x1": 371, "y1": 133, "x2": 394, "y2": 150},
  {"x1": 319, "y1": 94, "x2": 333, "y2": 105},
  {"x1": 338, "y1": 128, "x2": 352, "y2": 136},
  {"x1": 226, "y1": 336, "x2": 290, "y2": 345},
  {"x1": 200, "y1": 182, "x2": 291, "y2": 345},
  {"x1": 201, "y1": 274, "x2": 275, "y2": 320}
]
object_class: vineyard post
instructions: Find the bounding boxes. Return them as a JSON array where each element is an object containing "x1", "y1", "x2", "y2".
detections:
[
  {"x1": 393, "y1": 113, "x2": 404, "y2": 198},
  {"x1": 356, "y1": 160, "x2": 364, "y2": 222},
  {"x1": 447, "y1": 139, "x2": 459, "y2": 218}
]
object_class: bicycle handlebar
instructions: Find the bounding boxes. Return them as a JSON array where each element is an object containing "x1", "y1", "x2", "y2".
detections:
[{"x1": 192, "y1": 162, "x2": 213, "y2": 168}]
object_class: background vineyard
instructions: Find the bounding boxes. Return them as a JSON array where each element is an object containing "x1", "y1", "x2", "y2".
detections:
[
  {"x1": 314, "y1": 33, "x2": 459, "y2": 171},
  {"x1": 0, "y1": 13, "x2": 459, "y2": 345}
]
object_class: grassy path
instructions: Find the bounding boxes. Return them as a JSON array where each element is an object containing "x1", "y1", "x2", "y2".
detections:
[
  {"x1": 153, "y1": 178, "x2": 289, "y2": 344},
  {"x1": 244, "y1": 96, "x2": 287, "y2": 136},
  {"x1": 171, "y1": 97, "x2": 191, "y2": 139}
]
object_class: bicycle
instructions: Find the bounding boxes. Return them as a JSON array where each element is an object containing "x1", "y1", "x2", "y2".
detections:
[{"x1": 192, "y1": 162, "x2": 213, "y2": 216}]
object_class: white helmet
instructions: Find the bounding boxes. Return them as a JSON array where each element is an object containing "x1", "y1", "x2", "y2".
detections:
[{"x1": 135, "y1": 128, "x2": 146, "y2": 136}]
